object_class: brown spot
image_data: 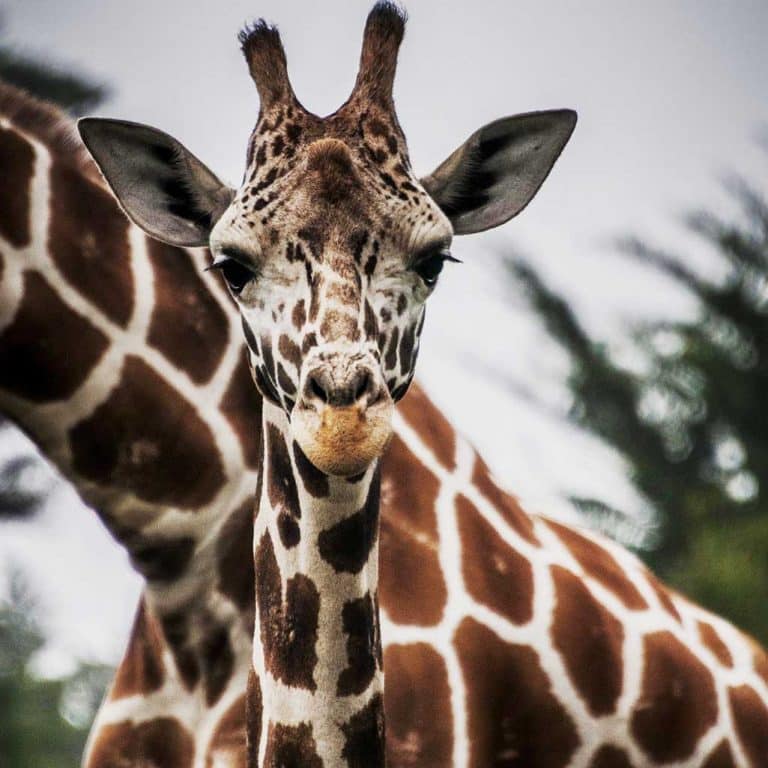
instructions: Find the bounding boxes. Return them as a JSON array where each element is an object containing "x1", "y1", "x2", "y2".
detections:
[
  {"x1": 457, "y1": 494, "x2": 534, "y2": 625},
  {"x1": 702, "y1": 741, "x2": 736, "y2": 768},
  {"x1": 550, "y1": 565, "x2": 624, "y2": 716},
  {"x1": 0, "y1": 272, "x2": 109, "y2": 402},
  {"x1": 547, "y1": 520, "x2": 648, "y2": 610},
  {"x1": 338, "y1": 592, "x2": 379, "y2": 696},
  {"x1": 472, "y1": 453, "x2": 539, "y2": 545},
  {"x1": 309, "y1": 272, "x2": 323, "y2": 322},
  {"x1": 349, "y1": 228, "x2": 369, "y2": 263},
  {"x1": 160, "y1": 610, "x2": 200, "y2": 691},
  {"x1": 0, "y1": 125, "x2": 34, "y2": 247},
  {"x1": 730, "y1": 685, "x2": 768, "y2": 768},
  {"x1": 86, "y1": 717, "x2": 194, "y2": 768},
  {"x1": 364, "y1": 300, "x2": 377, "y2": 340},
  {"x1": 147, "y1": 239, "x2": 229, "y2": 384},
  {"x1": 399, "y1": 385, "x2": 456, "y2": 470},
  {"x1": 255, "y1": 531, "x2": 319, "y2": 690},
  {"x1": 379, "y1": 517, "x2": 446, "y2": 628},
  {"x1": 201, "y1": 625, "x2": 234, "y2": 707},
  {"x1": 216, "y1": 499, "x2": 256, "y2": 616},
  {"x1": 365, "y1": 254, "x2": 378, "y2": 279},
  {"x1": 381, "y1": 436, "x2": 439, "y2": 539},
  {"x1": 697, "y1": 620, "x2": 733, "y2": 667},
  {"x1": 293, "y1": 441, "x2": 329, "y2": 498},
  {"x1": 385, "y1": 326, "x2": 400, "y2": 371},
  {"x1": 220, "y1": 352, "x2": 263, "y2": 470},
  {"x1": 648, "y1": 577, "x2": 682, "y2": 622},
  {"x1": 264, "y1": 721, "x2": 323, "y2": 768},
  {"x1": 398, "y1": 323, "x2": 415, "y2": 375},
  {"x1": 49, "y1": 157, "x2": 133, "y2": 326},
  {"x1": 384, "y1": 643, "x2": 453, "y2": 767},
  {"x1": 292, "y1": 298, "x2": 307, "y2": 329},
  {"x1": 127, "y1": 535, "x2": 195, "y2": 582},
  {"x1": 206, "y1": 694, "x2": 247, "y2": 768},
  {"x1": 302, "y1": 331, "x2": 318, "y2": 355},
  {"x1": 277, "y1": 362, "x2": 296, "y2": 396},
  {"x1": 341, "y1": 694, "x2": 386, "y2": 768},
  {"x1": 70, "y1": 356, "x2": 226, "y2": 508},
  {"x1": 278, "y1": 333, "x2": 302, "y2": 369},
  {"x1": 110, "y1": 599, "x2": 165, "y2": 700},
  {"x1": 247, "y1": 669, "x2": 263, "y2": 767},
  {"x1": 753, "y1": 641, "x2": 768, "y2": 686},
  {"x1": 455, "y1": 617, "x2": 580, "y2": 768},
  {"x1": 589, "y1": 745, "x2": 634, "y2": 768},
  {"x1": 267, "y1": 424, "x2": 301, "y2": 546},
  {"x1": 277, "y1": 512, "x2": 300, "y2": 548},
  {"x1": 318, "y1": 471, "x2": 379, "y2": 573},
  {"x1": 630, "y1": 631, "x2": 718, "y2": 763},
  {"x1": 379, "y1": 436, "x2": 446, "y2": 625}
]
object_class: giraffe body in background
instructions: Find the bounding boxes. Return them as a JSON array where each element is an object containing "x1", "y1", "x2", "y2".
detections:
[{"x1": 2, "y1": 3, "x2": 768, "y2": 766}]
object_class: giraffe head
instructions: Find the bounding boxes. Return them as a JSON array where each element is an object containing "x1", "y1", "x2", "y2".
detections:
[{"x1": 79, "y1": 2, "x2": 576, "y2": 476}]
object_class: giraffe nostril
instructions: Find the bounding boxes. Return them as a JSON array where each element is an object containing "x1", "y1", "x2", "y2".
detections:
[{"x1": 305, "y1": 366, "x2": 377, "y2": 408}]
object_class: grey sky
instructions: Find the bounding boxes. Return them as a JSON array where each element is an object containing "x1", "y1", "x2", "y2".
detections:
[{"x1": 1, "y1": 0, "x2": 766, "y2": 668}]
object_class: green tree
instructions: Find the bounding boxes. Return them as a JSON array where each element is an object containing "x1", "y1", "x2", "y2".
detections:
[
  {"x1": 509, "y1": 173, "x2": 768, "y2": 641},
  {"x1": 0, "y1": 570, "x2": 112, "y2": 768}
]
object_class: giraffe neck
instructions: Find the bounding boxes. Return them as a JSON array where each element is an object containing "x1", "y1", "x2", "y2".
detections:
[
  {"x1": 0, "y1": 83, "x2": 260, "y2": 600},
  {"x1": 250, "y1": 399, "x2": 384, "y2": 767}
]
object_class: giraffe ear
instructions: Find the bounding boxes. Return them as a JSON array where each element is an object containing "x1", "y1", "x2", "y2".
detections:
[
  {"x1": 421, "y1": 110, "x2": 577, "y2": 235},
  {"x1": 78, "y1": 118, "x2": 234, "y2": 247}
]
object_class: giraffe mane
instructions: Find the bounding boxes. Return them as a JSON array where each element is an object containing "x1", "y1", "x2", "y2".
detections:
[{"x1": 0, "y1": 79, "x2": 103, "y2": 185}]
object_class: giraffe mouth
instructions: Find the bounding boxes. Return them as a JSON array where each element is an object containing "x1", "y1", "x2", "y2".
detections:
[{"x1": 291, "y1": 397, "x2": 394, "y2": 476}]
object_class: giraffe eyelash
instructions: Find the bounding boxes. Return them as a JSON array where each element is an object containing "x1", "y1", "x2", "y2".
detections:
[
  {"x1": 410, "y1": 247, "x2": 461, "y2": 288},
  {"x1": 206, "y1": 249, "x2": 260, "y2": 295}
]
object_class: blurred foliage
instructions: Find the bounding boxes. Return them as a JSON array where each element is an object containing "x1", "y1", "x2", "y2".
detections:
[
  {"x1": 0, "y1": 418, "x2": 55, "y2": 519},
  {"x1": 510, "y1": 175, "x2": 768, "y2": 641},
  {"x1": 0, "y1": 15, "x2": 107, "y2": 114},
  {"x1": 0, "y1": 570, "x2": 111, "y2": 768},
  {"x1": 0, "y1": 455, "x2": 47, "y2": 518}
]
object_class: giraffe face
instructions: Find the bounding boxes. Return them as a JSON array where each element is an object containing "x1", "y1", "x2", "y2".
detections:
[
  {"x1": 79, "y1": 2, "x2": 577, "y2": 474},
  {"x1": 207, "y1": 112, "x2": 452, "y2": 475}
]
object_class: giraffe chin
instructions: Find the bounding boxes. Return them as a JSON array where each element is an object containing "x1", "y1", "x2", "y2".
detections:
[{"x1": 292, "y1": 400, "x2": 394, "y2": 477}]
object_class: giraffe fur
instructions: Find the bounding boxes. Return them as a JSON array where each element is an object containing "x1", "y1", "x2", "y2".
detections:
[{"x1": 1, "y1": 3, "x2": 768, "y2": 767}]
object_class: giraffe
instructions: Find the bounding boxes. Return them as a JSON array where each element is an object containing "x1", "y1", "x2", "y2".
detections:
[
  {"x1": 2, "y1": 6, "x2": 768, "y2": 768},
  {"x1": 69, "y1": 2, "x2": 768, "y2": 767}
]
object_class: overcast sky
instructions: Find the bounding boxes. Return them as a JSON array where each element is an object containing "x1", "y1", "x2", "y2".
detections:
[{"x1": 2, "y1": 0, "x2": 767, "y2": 670}]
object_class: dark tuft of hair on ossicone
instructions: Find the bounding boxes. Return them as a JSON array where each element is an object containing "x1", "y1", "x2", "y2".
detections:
[
  {"x1": 238, "y1": 19, "x2": 296, "y2": 109},
  {"x1": 352, "y1": 1, "x2": 408, "y2": 104}
]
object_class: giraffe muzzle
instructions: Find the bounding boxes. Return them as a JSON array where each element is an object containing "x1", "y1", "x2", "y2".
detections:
[{"x1": 291, "y1": 359, "x2": 394, "y2": 476}]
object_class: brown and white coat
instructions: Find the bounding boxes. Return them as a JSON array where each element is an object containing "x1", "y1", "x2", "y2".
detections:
[{"x1": 1, "y1": 3, "x2": 768, "y2": 767}]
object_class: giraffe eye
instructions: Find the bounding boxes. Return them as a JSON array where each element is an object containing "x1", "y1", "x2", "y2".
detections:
[
  {"x1": 209, "y1": 257, "x2": 256, "y2": 295},
  {"x1": 412, "y1": 250, "x2": 457, "y2": 288}
]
